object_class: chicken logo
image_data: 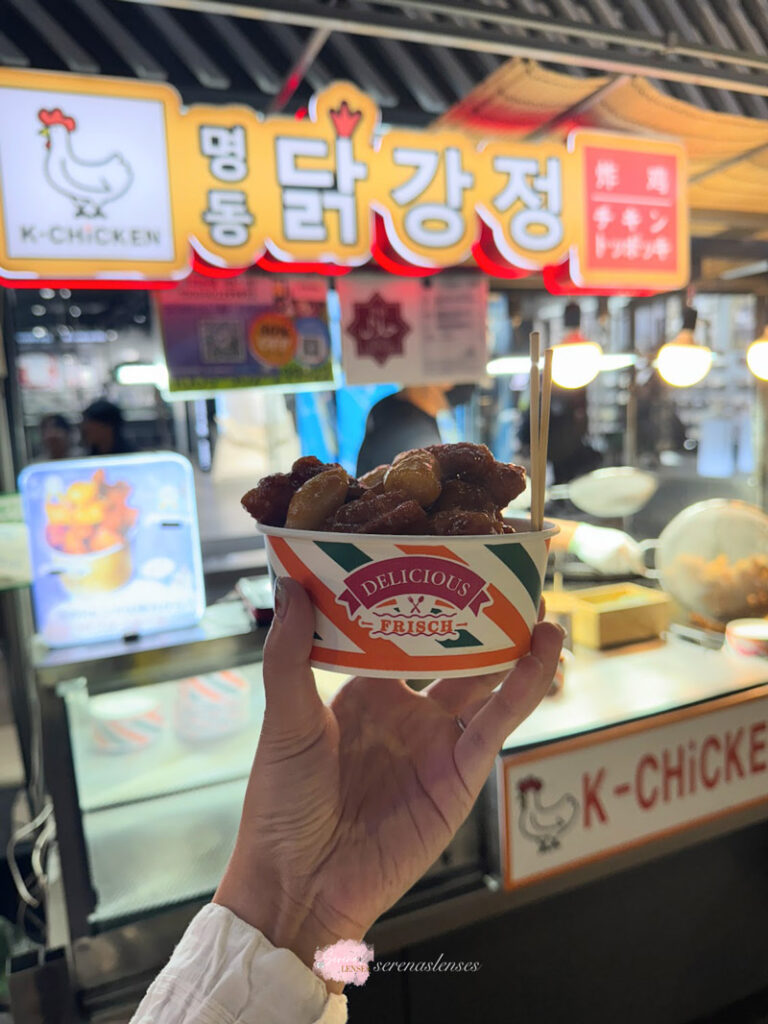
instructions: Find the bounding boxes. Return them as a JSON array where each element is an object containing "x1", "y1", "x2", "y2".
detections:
[
  {"x1": 37, "y1": 108, "x2": 133, "y2": 218},
  {"x1": 517, "y1": 775, "x2": 578, "y2": 853}
]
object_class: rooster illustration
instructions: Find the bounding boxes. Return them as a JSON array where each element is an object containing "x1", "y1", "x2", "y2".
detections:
[
  {"x1": 37, "y1": 108, "x2": 133, "y2": 218},
  {"x1": 517, "y1": 775, "x2": 578, "y2": 853}
]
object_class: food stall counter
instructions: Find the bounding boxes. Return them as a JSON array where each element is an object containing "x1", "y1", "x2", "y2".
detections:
[{"x1": 505, "y1": 636, "x2": 768, "y2": 750}]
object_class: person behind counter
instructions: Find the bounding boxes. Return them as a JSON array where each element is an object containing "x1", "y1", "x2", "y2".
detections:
[
  {"x1": 131, "y1": 578, "x2": 563, "y2": 1023},
  {"x1": 356, "y1": 383, "x2": 475, "y2": 477},
  {"x1": 37, "y1": 413, "x2": 76, "y2": 461},
  {"x1": 81, "y1": 398, "x2": 136, "y2": 456}
]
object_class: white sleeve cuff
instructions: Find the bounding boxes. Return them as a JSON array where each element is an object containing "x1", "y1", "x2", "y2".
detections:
[{"x1": 131, "y1": 903, "x2": 348, "y2": 1024}]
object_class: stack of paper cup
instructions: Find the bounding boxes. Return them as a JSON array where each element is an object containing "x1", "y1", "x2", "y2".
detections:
[
  {"x1": 174, "y1": 669, "x2": 252, "y2": 741},
  {"x1": 89, "y1": 692, "x2": 165, "y2": 754},
  {"x1": 725, "y1": 618, "x2": 768, "y2": 657}
]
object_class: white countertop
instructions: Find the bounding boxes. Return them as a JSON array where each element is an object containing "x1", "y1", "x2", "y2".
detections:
[
  {"x1": 76, "y1": 636, "x2": 768, "y2": 926},
  {"x1": 505, "y1": 636, "x2": 768, "y2": 750}
]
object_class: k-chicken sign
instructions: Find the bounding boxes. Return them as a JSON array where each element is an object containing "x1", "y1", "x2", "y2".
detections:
[
  {"x1": 0, "y1": 67, "x2": 688, "y2": 290},
  {"x1": 499, "y1": 687, "x2": 768, "y2": 888}
]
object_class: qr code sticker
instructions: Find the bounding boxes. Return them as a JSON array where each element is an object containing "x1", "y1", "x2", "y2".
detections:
[{"x1": 200, "y1": 321, "x2": 246, "y2": 364}]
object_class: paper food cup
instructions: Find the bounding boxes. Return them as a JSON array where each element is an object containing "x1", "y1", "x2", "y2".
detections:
[
  {"x1": 259, "y1": 518, "x2": 558, "y2": 678},
  {"x1": 725, "y1": 618, "x2": 768, "y2": 658},
  {"x1": 89, "y1": 692, "x2": 164, "y2": 754},
  {"x1": 174, "y1": 670, "x2": 252, "y2": 742}
]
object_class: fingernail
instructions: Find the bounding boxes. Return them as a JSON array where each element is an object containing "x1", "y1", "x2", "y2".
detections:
[{"x1": 274, "y1": 577, "x2": 289, "y2": 620}]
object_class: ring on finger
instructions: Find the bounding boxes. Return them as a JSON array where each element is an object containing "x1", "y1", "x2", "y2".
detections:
[{"x1": 455, "y1": 714, "x2": 468, "y2": 734}]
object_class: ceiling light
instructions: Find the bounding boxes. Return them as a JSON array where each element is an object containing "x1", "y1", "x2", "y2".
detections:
[
  {"x1": 114, "y1": 362, "x2": 169, "y2": 387},
  {"x1": 655, "y1": 307, "x2": 712, "y2": 387},
  {"x1": 747, "y1": 325, "x2": 768, "y2": 381},
  {"x1": 486, "y1": 352, "x2": 636, "y2": 377},
  {"x1": 550, "y1": 302, "x2": 603, "y2": 389}
]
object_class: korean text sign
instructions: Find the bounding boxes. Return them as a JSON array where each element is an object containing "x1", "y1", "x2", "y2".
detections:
[
  {"x1": 0, "y1": 68, "x2": 688, "y2": 291},
  {"x1": 498, "y1": 687, "x2": 768, "y2": 888},
  {"x1": 157, "y1": 274, "x2": 333, "y2": 393}
]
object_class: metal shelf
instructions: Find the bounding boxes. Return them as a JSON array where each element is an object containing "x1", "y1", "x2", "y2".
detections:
[{"x1": 32, "y1": 601, "x2": 266, "y2": 695}]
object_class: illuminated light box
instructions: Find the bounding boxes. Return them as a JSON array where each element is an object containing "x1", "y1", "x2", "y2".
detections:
[{"x1": 19, "y1": 453, "x2": 205, "y2": 647}]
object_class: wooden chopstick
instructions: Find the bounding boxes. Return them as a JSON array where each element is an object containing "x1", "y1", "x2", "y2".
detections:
[
  {"x1": 529, "y1": 331, "x2": 540, "y2": 531},
  {"x1": 536, "y1": 348, "x2": 554, "y2": 533}
]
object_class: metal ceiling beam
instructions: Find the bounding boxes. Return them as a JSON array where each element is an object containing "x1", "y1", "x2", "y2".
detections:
[
  {"x1": 524, "y1": 74, "x2": 630, "y2": 140},
  {"x1": 377, "y1": 36, "x2": 447, "y2": 113},
  {"x1": 325, "y1": 32, "x2": 398, "y2": 107},
  {"x1": 74, "y1": 0, "x2": 167, "y2": 79},
  {"x1": 114, "y1": 0, "x2": 768, "y2": 97},
  {"x1": 352, "y1": 0, "x2": 768, "y2": 72},
  {"x1": 203, "y1": 13, "x2": 281, "y2": 93},
  {"x1": 0, "y1": 29, "x2": 29, "y2": 67},
  {"x1": 141, "y1": 4, "x2": 230, "y2": 88},
  {"x1": 8, "y1": 0, "x2": 100, "y2": 73}
]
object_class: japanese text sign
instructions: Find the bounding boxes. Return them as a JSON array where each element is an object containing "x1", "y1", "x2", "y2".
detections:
[
  {"x1": 0, "y1": 68, "x2": 688, "y2": 291},
  {"x1": 498, "y1": 687, "x2": 768, "y2": 888}
]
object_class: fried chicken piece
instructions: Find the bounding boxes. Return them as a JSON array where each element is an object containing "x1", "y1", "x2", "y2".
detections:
[
  {"x1": 289, "y1": 455, "x2": 328, "y2": 486},
  {"x1": 363, "y1": 500, "x2": 429, "y2": 535},
  {"x1": 358, "y1": 464, "x2": 389, "y2": 488},
  {"x1": 431, "y1": 479, "x2": 497, "y2": 516},
  {"x1": 485, "y1": 461, "x2": 526, "y2": 506},
  {"x1": 285, "y1": 468, "x2": 350, "y2": 530},
  {"x1": 241, "y1": 474, "x2": 295, "y2": 527},
  {"x1": 244, "y1": 445, "x2": 525, "y2": 535},
  {"x1": 243, "y1": 456, "x2": 352, "y2": 527},
  {"x1": 427, "y1": 446, "x2": 524, "y2": 507},
  {"x1": 429, "y1": 510, "x2": 503, "y2": 535},
  {"x1": 426, "y1": 443, "x2": 494, "y2": 481},
  {"x1": 327, "y1": 489, "x2": 428, "y2": 534},
  {"x1": 383, "y1": 449, "x2": 441, "y2": 507},
  {"x1": 329, "y1": 489, "x2": 405, "y2": 528},
  {"x1": 345, "y1": 481, "x2": 367, "y2": 502}
]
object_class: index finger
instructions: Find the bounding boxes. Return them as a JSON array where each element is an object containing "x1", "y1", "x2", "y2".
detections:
[{"x1": 454, "y1": 622, "x2": 563, "y2": 796}]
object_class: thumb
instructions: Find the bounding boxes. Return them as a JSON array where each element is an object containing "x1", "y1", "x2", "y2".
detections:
[{"x1": 262, "y1": 577, "x2": 324, "y2": 736}]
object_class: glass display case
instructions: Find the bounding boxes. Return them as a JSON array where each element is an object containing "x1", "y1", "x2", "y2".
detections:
[
  {"x1": 33, "y1": 599, "x2": 484, "y2": 945},
  {"x1": 33, "y1": 600, "x2": 266, "y2": 937}
]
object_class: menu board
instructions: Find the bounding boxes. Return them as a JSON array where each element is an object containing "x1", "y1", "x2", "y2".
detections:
[
  {"x1": 19, "y1": 454, "x2": 205, "y2": 647},
  {"x1": 157, "y1": 274, "x2": 334, "y2": 394},
  {"x1": 337, "y1": 274, "x2": 488, "y2": 386}
]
